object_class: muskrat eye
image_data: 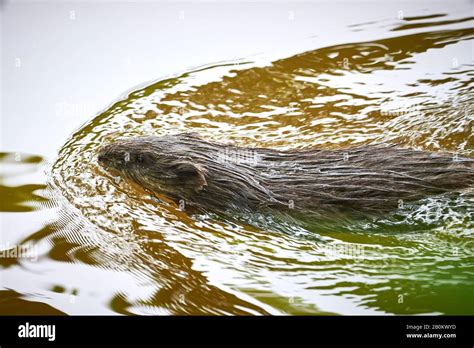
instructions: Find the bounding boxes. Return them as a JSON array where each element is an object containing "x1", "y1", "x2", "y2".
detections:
[{"x1": 136, "y1": 152, "x2": 154, "y2": 164}]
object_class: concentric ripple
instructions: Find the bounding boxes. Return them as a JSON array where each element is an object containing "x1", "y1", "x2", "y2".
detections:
[{"x1": 33, "y1": 17, "x2": 474, "y2": 315}]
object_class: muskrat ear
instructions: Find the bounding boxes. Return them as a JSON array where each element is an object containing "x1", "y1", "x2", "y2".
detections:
[{"x1": 172, "y1": 162, "x2": 207, "y2": 192}]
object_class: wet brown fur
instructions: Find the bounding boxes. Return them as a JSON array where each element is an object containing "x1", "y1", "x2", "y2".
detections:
[{"x1": 98, "y1": 133, "x2": 474, "y2": 220}]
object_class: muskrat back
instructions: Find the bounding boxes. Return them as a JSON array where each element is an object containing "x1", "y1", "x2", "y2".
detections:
[{"x1": 98, "y1": 133, "x2": 474, "y2": 220}]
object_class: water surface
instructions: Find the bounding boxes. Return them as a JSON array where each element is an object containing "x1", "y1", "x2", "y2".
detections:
[{"x1": 1, "y1": 1, "x2": 473, "y2": 315}]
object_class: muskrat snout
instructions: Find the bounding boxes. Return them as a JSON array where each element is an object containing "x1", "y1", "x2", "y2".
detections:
[
  {"x1": 97, "y1": 151, "x2": 106, "y2": 164},
  {"x1": 97, "y1": 146, "x2": 109, "y2": 165},
  {"x1": 97, "y1": 144, "x2": 118, "y2": 168}
]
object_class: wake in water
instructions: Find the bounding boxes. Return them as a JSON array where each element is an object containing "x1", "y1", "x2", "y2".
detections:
[{"x1": 37, "y1": 21, "x2": 474, "y2": 315}]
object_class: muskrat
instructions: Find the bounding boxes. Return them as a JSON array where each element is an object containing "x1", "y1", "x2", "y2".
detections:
[{"x1": 98, "y1": 133, "x2": 474, "y2": 221}]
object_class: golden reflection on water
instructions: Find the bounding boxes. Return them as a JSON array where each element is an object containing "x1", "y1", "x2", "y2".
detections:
[{"x1": 2, "y1": 13, "x2": 474, "y2": 315}]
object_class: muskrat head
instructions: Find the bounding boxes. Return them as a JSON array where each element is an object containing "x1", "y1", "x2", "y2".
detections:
[{"x1": 98, "y1": 136, "x2": 207, "y2": 198}]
